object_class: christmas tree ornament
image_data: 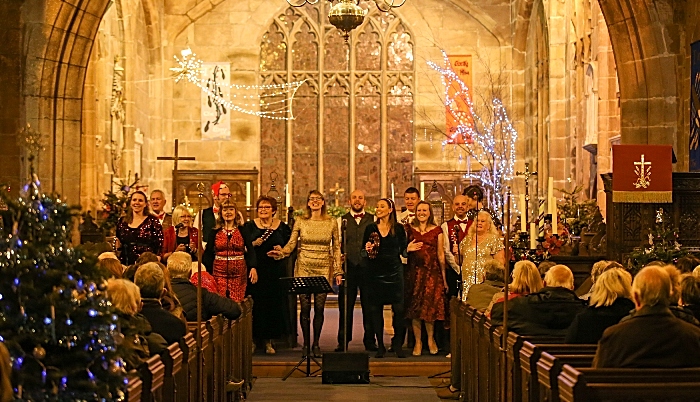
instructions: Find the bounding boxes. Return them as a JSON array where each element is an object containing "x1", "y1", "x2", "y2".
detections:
[{"x1": 32, "y1": 345, "x2": 46, "y2": 360}]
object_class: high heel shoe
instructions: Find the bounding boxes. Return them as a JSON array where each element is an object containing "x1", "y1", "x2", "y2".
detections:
[
  {"x1": 428, "y1": 339, "x2": 439, "y2": 355},
  {"x1": 265, "y1": 341, "x2": 276, "y2": 355},
  {"x1": 412, "y1": 341, "x2": 422, "y2": 356}
]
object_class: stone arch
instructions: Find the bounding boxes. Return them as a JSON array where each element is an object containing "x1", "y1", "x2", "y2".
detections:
[{"x1": 597, "y1": 0, "x2": 678, "y2": 145}]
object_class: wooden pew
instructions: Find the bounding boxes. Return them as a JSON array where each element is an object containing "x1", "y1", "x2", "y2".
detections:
[
  {"x1": 161, "y1": 342, "x2": 185, "y2": 402},
  {"x1": 536, "y1": 351, "x2": 595, "y2": 402},
  {"x1": 449, "y1": 298, "x2": 463, "y2": 392},
  {"x1": 125, "y1": 371, "x2": 143, "y2": 402},
  {"x1": 241, "y1": 297, "x2": 254, "y2": 394},
  {"x1": 138, "y1": 354, "x2": 165, "y2": 402},
  {"x1": 179, "y1": 333, "x2": 198, "y2": 402},
  {"x1": 206, "y1": 317, "x2": 223, "y2": 402},
  {"x1": 187, "y1": 322, "x2": 212, "y2": 402},
  {"x1": 558, "y1": 364, "x2": 700, "y2": 402},
  {"x1": 461, "y1": 305, "x2": 478, "y2": 402}
]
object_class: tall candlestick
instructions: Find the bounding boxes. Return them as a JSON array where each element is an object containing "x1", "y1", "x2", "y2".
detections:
[
  {"x1": 391, "y1": 183, "x2": 395, "y2": 202},
  {"x1": 285, "y1": 184, "x2": 290, "y2": 207},
  {"x1": 519, "y1": 194, "x2": 527, "y2": 232},
  {"x1": 420, "y1": 182, "x2": 425, "y2": 200},
  {"x1": 547, "y1": 177, "x2": 554, "y2": 214},
  {"x1": 467, "y1": 155, "x2": 472, "y2": 183},
  {"x1": 551, "y1": 196, "x2": 558, "y2": 236},
  {"x1": 246, "y1": 182, "x2": 251, "y2": 206},
  {"x1": 530, "y1": 223, "x2": 537, "y2": 249}
]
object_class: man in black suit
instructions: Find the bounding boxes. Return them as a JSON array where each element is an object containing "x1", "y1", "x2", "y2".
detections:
[
  {"x1": 336, "y1": 190, "x2": 376, "y2": 352},
  {"x1": 134, "y1": 262, "x2": 188, "y2": 345},
  {"x1": 167, "y1": 251, "x2": 241, "y2": 321},
  {"x1": 594, "y1": 266, "x2": 700, "y2": 368},
  {"x1": 495, "y1": 265, "x2": 586, "y2": 336}
]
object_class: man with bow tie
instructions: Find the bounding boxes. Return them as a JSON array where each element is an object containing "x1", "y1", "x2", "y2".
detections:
[
  {"x1": 150, "y1": 190, "x2": 173, "y2": 231},
  {"x1": 336, "y1": 190, "x2": 376, "y2": 352}
]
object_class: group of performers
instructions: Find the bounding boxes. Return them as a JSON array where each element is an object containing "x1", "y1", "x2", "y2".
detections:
[{"x1": 114, "y1": 181, "x2": 505, "y2": 358}]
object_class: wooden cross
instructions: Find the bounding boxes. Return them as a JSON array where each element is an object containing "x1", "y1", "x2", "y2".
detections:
[
  {"x1": 157, "y1": 139, "x2": 196, "y2": 207},
  {"x1": 329, "y1": 182, "x2": 345, "y2": 207},
  {"x1": 516, "y1": 163, "x2": 538, "y2": 225}
]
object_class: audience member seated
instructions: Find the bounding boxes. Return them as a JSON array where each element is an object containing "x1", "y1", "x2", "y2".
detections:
[
  {"x1": 98, "y1": 251, "x2": 119, "y2": 261},
  {"x1": 123, "y1": 251, "x2": 160, "y2": 281},
  {"x1": 537, "y1": 260, "x2": 556, "y2": 280},
  {"x1": 107, "y1": 279, "x2": 168, "y2": 370},
  {"x1": 593, "y1": 266, "x2": 700, "y2": 368},
  {"x1": 680, "y1": 275, "x2": 700, "y2": 319},
  {"x1": 189, "y1": 261, "x2": 219, "y2": 294},
  {"x1": 676, "y1": 255, "x2": 700, "y2": 274},
  {"x1": 693, "y1": 265, "x2": 700, "y2": 279},
  {"x1": 98, "y1": 258, "x2": 124, "y2": 279},
  {"x1": 565, "y1": 268, "x2": 634, "y2": 344},
  {"x1": 134, "y1": 262, "x2": 188, "y2": 345},
  {"x1": 168, "y1": 251, "x2": 241, "y2": 321},
  {"x1": 466, "y1": 260, "x2": 505, "y2": 311},
  {"x1": 663, "y1": 264, "x2": 699, "y2": 325},
  {"x1": 488, "y1": 260, "x2": 543, "y2": 320},
  {"x1": 493, "y1": 265, "x2": 585, "y2": 336}
]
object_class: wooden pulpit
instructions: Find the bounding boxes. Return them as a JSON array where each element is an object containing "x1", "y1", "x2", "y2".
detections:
[{"x1": 602, "y1": 172, "x2": 700, "y2": 262}]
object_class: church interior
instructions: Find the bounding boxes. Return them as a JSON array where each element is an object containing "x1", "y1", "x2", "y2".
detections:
[{"x1": 3, "y1": 0, "x2": 700, "y2": 400}]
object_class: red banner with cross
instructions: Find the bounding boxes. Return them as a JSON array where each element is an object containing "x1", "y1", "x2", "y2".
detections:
[{"x1": 612, "y1": 145, "x2": 673, "y2": 203}]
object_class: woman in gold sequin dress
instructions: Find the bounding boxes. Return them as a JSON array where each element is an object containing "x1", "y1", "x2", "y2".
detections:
[
  {"x1": 460, "y1": 210, "x2": 505, "y2": 299},
  {"x1": 268, "y1": 190, "x2": 342, "y2": 357}
]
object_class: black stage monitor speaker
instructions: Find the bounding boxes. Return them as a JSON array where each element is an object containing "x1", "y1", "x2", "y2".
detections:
[{"x1": 321, "y1": 352, "x2": 370, "y2": 384}]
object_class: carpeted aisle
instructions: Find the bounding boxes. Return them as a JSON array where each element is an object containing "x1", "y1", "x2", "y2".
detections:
[{"x1": 247, "y1": 376, "x2": 442, "y2": 401}]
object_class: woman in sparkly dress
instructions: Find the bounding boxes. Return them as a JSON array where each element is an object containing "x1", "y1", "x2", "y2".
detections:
[
  {"x1": 116, "y1": 191, "x2": 164, "y2": 266},
  {"x1": 268, "y1": 190, "x2": 342, "y2": 357},
  {"x1": 405, "y1": 201, "x2": 448, "y2": 356},
  {"x1": 203, "y1": 199, "x2": 257, "y2": 302},
  {"x1": 243, "y1": 196, "x2": 292, "y2": 354},
  {"x1": 460, "y1": 210, "x2": 505, "y2": 299}
]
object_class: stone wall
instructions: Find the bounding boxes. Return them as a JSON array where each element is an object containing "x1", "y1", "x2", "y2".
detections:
[{"x1": 0, "y1": 0, "x2": 21, "y2": 193}]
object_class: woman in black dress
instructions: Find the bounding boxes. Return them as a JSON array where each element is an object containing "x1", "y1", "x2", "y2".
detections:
[
  {"x1": 116, "y1": 191, "x2": 164, "y2": 265},
  {"x1": 362, "y1": 198, "x2": 420, "y2": 358},
  {"x1": 243, "y1": 196, "x2": 292, "y2": 354}
]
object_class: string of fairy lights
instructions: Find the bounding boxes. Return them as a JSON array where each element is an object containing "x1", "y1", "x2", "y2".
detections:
[
  {"x1": 427, "y1": 50, "x2": 519, "y2": 214},
  {"x1": 170, "y1": 48, "x2": 304, "y2": 120}
]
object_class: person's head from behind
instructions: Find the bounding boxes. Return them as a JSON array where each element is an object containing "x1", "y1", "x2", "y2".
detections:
[
  {"x1": 99, "y1": 258, "x2": 124, "y2": 279},
  {"x1": 631, "y1": 266, "x2": 671, "y2": 310},
  {"x1": 135, "y1": 252, "x2": 159, "y2": 266},
  {"x1": 589, "y1": 268, "x2": 632, "y2": 308},
  {"x1": 511, "y1": 260, "x2": 543, "y2": 294},
  {"x1": 680, "y1": 275, "x2": 700, "y2": 307},
  {"x1": 676, "y1": 256, "x2": 700, "y2": 275},
  {"x1": 693, "y1": 265, "x2": 700, "y2": 279},
  {"x1": 134, "y1": 262, "x2": 166, "y2": 299},
  {"x1": 482, "y1": 259, "x2": 505, "y2": 283},
  {"x1": 107, "y1": 279, "x2": 142, "y2": 316},
  {"x1": 537, "y1": 260, "x2": 557, "y2": 279},
  {"x1": 403, "y1": 187, "x2": 420, "y2": 212},
  {"x1": 589, "y1": 260, "x2": 610, "y2": 284},
  {"x1": 661, "y1": 264, "x2": 681, "y2": 303},
  {"x1": 168, "y1": 251, "x2": 193, "y2": 280},
  {"x1": 544, "y1": 265, "x2": 575, "y2": 290}
]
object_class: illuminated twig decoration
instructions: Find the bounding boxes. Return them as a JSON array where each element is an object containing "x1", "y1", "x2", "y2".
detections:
[{"x1": 170, "y1": 48, "x2": 304, "y2": 120}]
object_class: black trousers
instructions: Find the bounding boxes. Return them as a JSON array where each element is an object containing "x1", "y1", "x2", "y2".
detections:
[
  {"x1": 369, "y1": 301, "x2": 406, "y2": 349},
  {"x1": 337, "y1": 262, "x2": 375, "y2": 347},
  {"x1": 438, "y1": 268, "x2": 461, "y2": 350}
]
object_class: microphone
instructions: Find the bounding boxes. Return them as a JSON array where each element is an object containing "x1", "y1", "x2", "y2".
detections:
[
  {"x1": 341, "y1": 218, "x2": 347, "y2": 231},
  {"x1": 175, "y1": 222, "x2": 184, "y2": 230}
]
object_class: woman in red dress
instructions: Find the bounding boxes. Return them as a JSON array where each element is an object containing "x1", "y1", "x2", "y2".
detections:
[
  {"x1": 406, "y1": 201, "x2": 448, "y2": 356},
  {"x1": 203, "y1": 199, "x2": 257, "y2": 302}
]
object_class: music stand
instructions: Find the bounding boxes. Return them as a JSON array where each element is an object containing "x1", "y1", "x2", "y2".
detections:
[{"x1": 280, "y1": 276, "x2": 334, "y2": 381}]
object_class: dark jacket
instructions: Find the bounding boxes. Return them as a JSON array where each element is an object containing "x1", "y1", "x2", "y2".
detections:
[
  {"x1": 140, "y1": 299, "x2": 188, "y2": 345},
  {"x1": 594, "y1": 305, "x2": 700, "y2": 368},
  {"x1": 171, "y1": 278, "x2": 241, "y2": 321},
  {"x1": 565, "y1": 297, "x2": 635, "y2": 344},
  {"x1": 503, "y1": 286, "x2": 587, "y2": 337},
  {"x1": 466, "y1": 280, "x2": 504, "y2": 312},
  {"x1": 118, "y1": 313, "x2": 168, "y2": 370},
  {"x1": 620, "y1": 303, "x2": 700, "y2": 326},
  {"x1": 341, "y1": 212, "x2": 374, "y2": 268}
]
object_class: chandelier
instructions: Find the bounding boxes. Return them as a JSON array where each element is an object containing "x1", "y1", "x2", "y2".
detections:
[{"x1": 285, "y1": 0, "x2": 406, "y2": 41}]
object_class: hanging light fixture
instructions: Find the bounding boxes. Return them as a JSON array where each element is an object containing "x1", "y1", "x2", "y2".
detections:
[{"x1": 286, "y1": 0, "x2": 406, "y2": 41}]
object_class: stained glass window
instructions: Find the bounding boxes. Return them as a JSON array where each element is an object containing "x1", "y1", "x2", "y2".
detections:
[{"x1": 260, "y1": 1, "x2": 414, "y2": 208}]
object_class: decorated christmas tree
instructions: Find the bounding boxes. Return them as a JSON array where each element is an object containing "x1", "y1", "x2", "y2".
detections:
[
  {"x1": 626, "y1": 208, "x2": 689, "y2": 275},
  {"x1": 0, "y1": 177, "x2": 127, "y2": 400}
]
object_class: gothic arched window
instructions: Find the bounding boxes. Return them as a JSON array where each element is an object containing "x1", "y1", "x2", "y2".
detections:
[{"x1": 260, "y1": 1, "x2": 415, "y2": 207}]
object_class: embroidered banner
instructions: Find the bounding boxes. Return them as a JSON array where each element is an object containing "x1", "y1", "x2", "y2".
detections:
[
  {"x1": 200, "y1": 62, "x2": 231, "y2": 140},
  {"x1": 612, "y1": 145, "x2": 673, "y2": 203},
  {"x1": 446, "y1": 55, "x2": 474, "y2": 144},
  {"x1": 690, "y1": 41, "x2": 700, "y2": 171}
]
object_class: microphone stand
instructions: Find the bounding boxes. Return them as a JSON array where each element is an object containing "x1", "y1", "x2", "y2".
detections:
[{"x1": 195, "y1": 183, "x2": 205, "y2": 398}]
